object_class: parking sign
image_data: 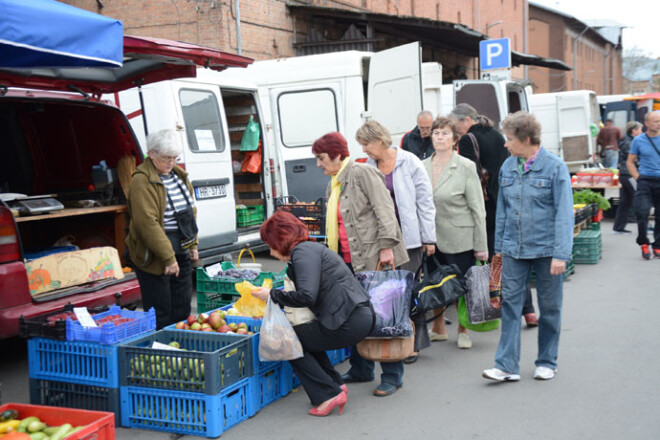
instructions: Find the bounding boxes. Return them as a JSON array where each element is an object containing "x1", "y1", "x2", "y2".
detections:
[{"x1": 479, "y1": 38, "x2": 511, "y2": 71}]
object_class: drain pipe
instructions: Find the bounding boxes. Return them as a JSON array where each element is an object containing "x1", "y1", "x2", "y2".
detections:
[{"x1": 235, "y1": 0, "x2": 242, "y2": 55}]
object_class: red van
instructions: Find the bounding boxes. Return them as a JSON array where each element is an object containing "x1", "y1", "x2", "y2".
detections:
[{"x1": 0, "y1": 36, "x2": 252, "y2": 338}]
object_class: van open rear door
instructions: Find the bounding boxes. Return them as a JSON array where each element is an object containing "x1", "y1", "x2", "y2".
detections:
[
  {"x1": 367, "y1": 42, "x2": 423, "y2": 146},
  {"x1": 603, "y1": 101, "x2": 637, "y2": 133},
  {"x1": 557, "y1": 93, "x2": 593, "y2": 166}
]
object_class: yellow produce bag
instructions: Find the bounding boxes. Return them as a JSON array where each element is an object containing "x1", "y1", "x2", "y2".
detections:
[{"x1": 234, "y1": 279, "x2": 271, "y2": 317}]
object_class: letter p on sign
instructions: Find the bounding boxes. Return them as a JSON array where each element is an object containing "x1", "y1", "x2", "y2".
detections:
[{"x1": 479, "y1": 38, "x2": 511, "y2": 71}]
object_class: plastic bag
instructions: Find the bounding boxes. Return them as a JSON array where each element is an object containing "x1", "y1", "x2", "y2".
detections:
[
  {"x1": 259, "y1": 297, "x2": 304, "y2": 361},
  {"x1": 240, "y1": 116, "x2": 260, "y2": 151},
  {"x1": 458, "y1": 296, "x2": 500, "y2": 332},
  {"x1": 464, "y1": 263, "x2": 502, "y2": 325},
  {"x1": 234, "y1": 279, "x2": 270, "y2": 317},
  {"x1": 241, "y1": 144, "x2": 262, "y2": 173},
  {"x1": 356, "y1": 270, "x2": 414, "y2": 338}
]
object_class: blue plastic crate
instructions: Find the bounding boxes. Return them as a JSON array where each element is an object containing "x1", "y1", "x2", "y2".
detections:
[
  {"x1": 120, "y1": 379, "x2": 250, "y2": 438},
  {"x1": 247, "y1": 363, "x2": 286, "y2": 417},
  {"x1": 118, "y1": 330, "x2": 252, "y2": 395},
  {"x1": 28, "y1": 337, "x2": 120, "y2": 387},
  {"x1": 66, "y1": 305, "x2": 156, "y2": 345},
  {"x1": 29, "y1": 378, "x2": 120, "y2": 425},
  {"x1": 280, "y1": 362, "x2": 301, "y2": 396}
]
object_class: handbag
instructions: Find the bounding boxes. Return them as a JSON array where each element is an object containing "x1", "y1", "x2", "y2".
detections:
[
  {"x1": 410, "y1": 254, "x2": 466, "y2": 321},
  {"x1": 464, "y1": 261, "x2": 502, "y2": 325},
  {"x1": 467, "y1": 132, "x2": 490, "y2": 201},
  {"x1": 458, "y1": 296, "x2": 499, "y2": 332},
  {"x1": 356, "y1": 320, "x2": 415, "y2": 362},
  {"x1": 282, "y1": 277, "x2": 317, "y2": 326}
]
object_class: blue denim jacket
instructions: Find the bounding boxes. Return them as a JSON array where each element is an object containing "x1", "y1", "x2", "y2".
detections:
[{"x1": 495, "y1": 147, "x2": 574, "y2": 261}]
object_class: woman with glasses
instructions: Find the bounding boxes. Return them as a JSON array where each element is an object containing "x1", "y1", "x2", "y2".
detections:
[{"x1": 126, "y1": 129, "x2": 199, "y2": 329}]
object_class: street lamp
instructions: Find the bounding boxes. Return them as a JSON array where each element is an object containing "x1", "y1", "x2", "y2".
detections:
[{"x1": 483, "y1": 20, "x2": 503, "y2": 36}]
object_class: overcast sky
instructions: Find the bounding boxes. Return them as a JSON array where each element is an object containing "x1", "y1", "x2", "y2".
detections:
[{"x1": 533, "y1": 0, "x2": 658, "y2": 58}]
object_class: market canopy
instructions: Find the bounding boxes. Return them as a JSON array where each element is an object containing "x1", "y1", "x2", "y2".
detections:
[{"x1": 0, "y1": 0, "x2": 123, "y2": 68}]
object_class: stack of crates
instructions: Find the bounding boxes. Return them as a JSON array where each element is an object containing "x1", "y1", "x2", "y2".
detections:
[
  {"x1": 573, "y1": 229, "x2": 602, "y2": 264},
  {"x1": 27, "y1": 306, "x2": 156, "y2": 425},
  {"x1": 275, "y1": 196, "x2": 326, "y2": 239},
  {"x1": 118, "y1": 330, "x2": 253, "y2": 438},
  {"x1": 196, "y1": 264, "x2": 287, "y2": 314}
]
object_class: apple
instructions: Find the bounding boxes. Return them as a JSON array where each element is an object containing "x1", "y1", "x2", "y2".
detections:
[
  {"x1": 190, "y1": 322, "x2": 202, "y2": 331},
  {"x1": 237, "y1": 322, "x2": 248, "y2": 330},
  {"x1": 236, "y1": 328, "x2": 248, "y2": 335},
  {"x1": 227, "y1": 323, "x2": 238, "y2": 332},
  {"x1": 226, "y1": 308, "x2": 239, "y2": 316},
  {"x1": 218, "y1": 310, "x2": 227, "y2": 319},
  {"x1": 218, "y1": 324, "x2": 230, "y2": 333},
  {"x1": 208, "y1": 312, "x2": 223, "y2": 330},
  {"x1": 183, "y1": 323, "x2": 190, "y2": 330},
  {"x1": 168, "y1": 341, "x2": 181, "y2": 349},
  {"x1": 202, "y1": 327, "x2": 214, "y2": 332},
  {"x1": 175, "y1": 321, "x2": 186, "y2": 330},
  {"x1": 187, "y1": 315, "x2": 197, "y2": 326},
  {"x1": 197, "y1": 313, "x2": 209, "y2": 324}
]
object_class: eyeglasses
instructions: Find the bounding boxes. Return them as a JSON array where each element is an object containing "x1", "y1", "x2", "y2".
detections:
[{"x1": 158, "y1": 154, "x2": 179, "y2": 163}]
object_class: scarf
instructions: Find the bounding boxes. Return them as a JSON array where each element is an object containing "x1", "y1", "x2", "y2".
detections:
[{"x1": 326, "y1": 157, "x2": 351, "y2": 252}]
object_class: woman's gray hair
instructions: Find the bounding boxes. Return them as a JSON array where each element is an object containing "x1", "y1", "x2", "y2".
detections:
[
  {"x1": 625, "y1": 120, "x2": 642, "y2": 136},
  {"x1": 355, "y1": 119, "x2": 392, "y2": 147},
  {"x1": 146, "y1": 129, "x2": 182, "y2": 156},
  {"x1": 449, "y1": 103, "x2": 493, "y2": 128},
  {"x1": 502, "y1": 111, "x2": 542, "y2": 145}
]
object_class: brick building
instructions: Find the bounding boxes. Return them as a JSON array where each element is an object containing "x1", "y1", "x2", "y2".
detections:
[
  {"x1": 528, "y1": 2, "x2": 623, "y2": 94},
  {"x1": 62, "y1": 0, "x2": 570, "y2": 84}
]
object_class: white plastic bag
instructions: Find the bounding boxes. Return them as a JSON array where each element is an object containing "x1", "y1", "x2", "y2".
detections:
[{"x1": 259, "y1": 297, "x2": 304, "y2": 361}]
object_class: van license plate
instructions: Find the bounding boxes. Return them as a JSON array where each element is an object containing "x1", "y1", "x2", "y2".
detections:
[{"x1": 195, "y1": 184, "x2": 226, "y2": 200}]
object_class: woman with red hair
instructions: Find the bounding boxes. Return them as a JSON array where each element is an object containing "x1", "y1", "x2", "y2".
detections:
[{"x1": 252, "y1": 210, "x2": 375, "y2": 417}]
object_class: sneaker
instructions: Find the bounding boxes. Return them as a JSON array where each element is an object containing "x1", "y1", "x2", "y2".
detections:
[
  {"x1": 429, "y1": 331, "x2": 449, "y2": 341},
  {"x1": 533, "y1": 366, "x2": 556, "y2": 380},
  {"x1": 641, "y1": 244, "x2": 652, "y2": 260},
  {"x1": 457, "y1": 333, "x2": 472, "y2": 349},
  {"x1": 482, "y1": 368, "x2": 520, "y2": 382},
  {"x1": 654, "y1": 249, "x2": 660, "y2": 259}
]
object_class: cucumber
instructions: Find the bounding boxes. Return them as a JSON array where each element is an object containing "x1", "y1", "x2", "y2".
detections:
[
  {"x1": 43, "y1": 426, "x2": 61, "y2": 436},
  {"x1": 17, "y1": 416, "x2": 41, "y2": 433},
  {"x1": 62, "y1": 426, "x2": 85, "y2": 438},
  {"x1": 27, "y1": 421, "x2": 47, "y2": 433},
  {"x1": 48, "y1": 423, "x2": 73, "y2": 440},
  {"x1": 29, "y1": 432, "x2": 49, "y2": 440}
]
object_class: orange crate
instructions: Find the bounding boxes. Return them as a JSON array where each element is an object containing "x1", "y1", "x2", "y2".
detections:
[{"x1": 0, "y1": 403, "x2": 114, "y2": 440}]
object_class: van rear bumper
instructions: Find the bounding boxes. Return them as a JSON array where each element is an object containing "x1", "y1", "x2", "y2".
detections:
[{"x1": 0, "y1": 277, "x2": 141, "y2": 339}]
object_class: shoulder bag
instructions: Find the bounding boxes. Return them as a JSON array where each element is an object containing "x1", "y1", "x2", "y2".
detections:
[{"x1": 467, "y1": 132, "x2": 490, "y2": 201}]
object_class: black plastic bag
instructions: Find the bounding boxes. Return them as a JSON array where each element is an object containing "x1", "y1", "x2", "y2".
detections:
[{"x1": 410, "y1": 255, "x2": 466, "y2": 320}]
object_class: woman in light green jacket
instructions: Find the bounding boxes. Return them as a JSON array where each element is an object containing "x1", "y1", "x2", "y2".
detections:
[{"x1": 423, "y1": 117, "x2": 487, "y2": 349}]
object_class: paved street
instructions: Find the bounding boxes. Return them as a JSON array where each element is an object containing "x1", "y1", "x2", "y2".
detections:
[{"x1": 2, "y1": 218, "x2": 659, "y2": 439}]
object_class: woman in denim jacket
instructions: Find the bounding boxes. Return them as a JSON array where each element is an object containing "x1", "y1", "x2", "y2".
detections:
[{"x1": 482, "y1": 112, "x2": 574, "y2": 383}]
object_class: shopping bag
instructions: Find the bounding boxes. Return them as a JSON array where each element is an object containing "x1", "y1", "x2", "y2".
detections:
[
  {"x1": 410, "y1": 254, "x2": 466, "y2": 320},
  {"x1": 234, "y1": 279, "x2": 270, "y2": 318},
  {"x1": 355, "y1": 269, "x2": 414, "y2": 338},
  {"x1": 241, "y1": 144, "x2": 262, "y2": 173},
  {"x1": 356, "y1": 319, "x2": 415, "y2": 362},
  {"x1": 282, "y1": 276, "x2": 317, "y2": 326},
  {"x1": 240, "y1": 115, "x2": 260, "y2": 151},
  {"x1": 259, "y1": 297, "x2": 304, "y2": 361},
  {"x1": 489, "y1": 254, "x2": 503, "y2": 299},
  {"x1": 457, "y1": 296, "x2": 500, "y2": 332},
  {"x1": 464, "y1": 262, "x2": 502, "y2": 325}
]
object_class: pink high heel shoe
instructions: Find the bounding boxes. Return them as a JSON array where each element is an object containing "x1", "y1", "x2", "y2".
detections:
[{"x1": 308, "y1": 391, "x2": 347, "y2": 417}]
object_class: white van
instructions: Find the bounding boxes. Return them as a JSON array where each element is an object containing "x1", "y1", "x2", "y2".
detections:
[
  {"x1": 528, "y1": 90, "x2": 600, "y2": 172},
  {"x1": 218, "y1": 42, "x2": 429, "y2": 202},
  {"x1": 452, "y1": 79, "x2": 530, "y2": 128}
]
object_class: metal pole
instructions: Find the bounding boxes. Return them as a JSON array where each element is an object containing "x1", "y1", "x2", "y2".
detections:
[
  {"x1": 137, "y1": 84, "x2": 148, "y2": 136},
  {"x1": 235, "y1": 0, "x2": 242, "y2": 55},
  {"x1": 573, "y1": 26, "x2": 589, "y2": 90}
]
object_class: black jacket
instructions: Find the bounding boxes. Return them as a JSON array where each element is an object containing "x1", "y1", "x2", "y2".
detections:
[
  {"x1": 400, "y1": 126, "x2": 434, "y2": 160},
  {"x1": 270, "y1": 241, "x2": 371, "y2": 331},
  {"x1": 457, "y1": 124, "x2": 509, "y2": 203},
  {"x1": 618, "y1": 134, "x2": 636, "y2": 177}
]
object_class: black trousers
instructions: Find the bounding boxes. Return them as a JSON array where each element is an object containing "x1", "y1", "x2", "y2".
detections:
[
  {"x1": 135, "y1": 253, "x2": 192, "y2": 329},
  {"x1": 613, "y1": 175, "x2": 636, "y2": 232},
  {"x1": 634, "y1": 176, "x2": 660, "y2": 247},
  {"x1": 290, "y1": 305, "x2": 373, "y2": 406}
]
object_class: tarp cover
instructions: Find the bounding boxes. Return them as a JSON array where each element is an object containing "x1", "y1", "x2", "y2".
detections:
[{"x1": 0, "y1": 0, "x2": 123, "y2": 68}]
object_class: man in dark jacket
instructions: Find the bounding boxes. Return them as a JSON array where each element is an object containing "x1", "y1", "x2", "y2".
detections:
[{"x1": 400, "y1": 110, "x2": 434, "y2": 160}]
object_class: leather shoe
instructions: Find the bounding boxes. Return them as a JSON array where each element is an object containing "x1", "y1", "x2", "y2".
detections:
[
  {"x1": 403, "y1": 355, "x2": 418, "y2": 364},
  {"x1": 340, "y1": 373, "x2": 373, "y2": 383},
  {"x1": 373, "y1": 382, "x2": 401, "y2": 397}
]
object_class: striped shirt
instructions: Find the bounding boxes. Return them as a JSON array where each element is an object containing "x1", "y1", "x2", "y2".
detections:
[{"x1": 160, "y1": 172, "x2": 194, "y2": 231}]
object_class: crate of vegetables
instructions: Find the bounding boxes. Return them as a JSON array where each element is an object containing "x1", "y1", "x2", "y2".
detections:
[
  {"x1": 196, "y1": 264, "x2": 286, "y2": 296},
  {"x1": 0, "y1": 403, "x2": 115, "y2": 440},
  {"x1": 275, "y1": 195, "x2": 326, "y2": 217},
  {"x1": 66, "y1": 305, "x2": 156, "y2": 345},
  {"x1": 19, "y1": 305, "x2": 110, "y2": 340}
]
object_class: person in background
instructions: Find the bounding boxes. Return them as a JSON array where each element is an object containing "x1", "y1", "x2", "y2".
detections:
[
  {"x1": 126, "y1": 129, "x2": 199, "y2": 329},
  {"x1": 423, "y1": 117, "x2": 488, "y2": 349},
  {"x1": 359, "y1": 120, "x2": 436, "y2": 365},
  {"x1": 448, "y1": 104, "x2": 538, "y2": 327},
  {"x1": 613, "y1": 121, "x2": 643, "y2": 234},
  {"x1": 596, "y1": 119, "x2": 623, "y2": 169},
  {"x1": 312, "y1": 131, "x2": 410, "y2": 398},
  {"x1": 251, "y1": 211, "x2": 375, "y2": 417},
  {"x1": 627, "y1": 111, "x2": 660, "y2": 260},
  {"x1": 483, "y1": 112, "x2": 573, "y2": 383},
  {"x1": 400, "y1": 110, "x2": 434, "y2": 160}
]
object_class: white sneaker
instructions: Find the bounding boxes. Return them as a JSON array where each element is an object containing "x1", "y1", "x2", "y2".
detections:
[
  {"x1": 533, "y1": 366, "x2": 556, "y2": 380},
  {"x1": 482, "y1": 368, "x2": 520, "y2": 382}
]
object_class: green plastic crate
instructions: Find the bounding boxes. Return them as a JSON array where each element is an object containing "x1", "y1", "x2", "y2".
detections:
[
  {"x1": 196, "y1": 292, "x2": 240, "y2": 314},
  {"x1": 236, "y1": 205, "x2": 264, "y2": 227},
  {"x1": 589, "y1": 222, "x2": 601, "y2": 231},
  {"x1": 196, "y1": 265, "x2": 286, "y2": 295},
  {"x1": 573, "y1": 230, "x2": 602, "y2": 264}
]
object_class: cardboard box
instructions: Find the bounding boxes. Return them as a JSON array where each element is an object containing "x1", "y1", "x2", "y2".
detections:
[{"x1": 27, "y1": 246, "x2": 124, "y2": 296}]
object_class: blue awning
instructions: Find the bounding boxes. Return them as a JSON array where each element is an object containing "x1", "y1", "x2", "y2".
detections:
[{"x1": 0, "y1": 0, "x2": 123, "y2": 68}]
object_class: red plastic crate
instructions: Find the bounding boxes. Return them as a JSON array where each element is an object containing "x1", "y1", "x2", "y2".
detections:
[
  {"x1": 592, "y1": 208, "x2": 603, "y2": 222},
  {"x1": 0, "y1": 403, "x2": 115, "y2": 440}
]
